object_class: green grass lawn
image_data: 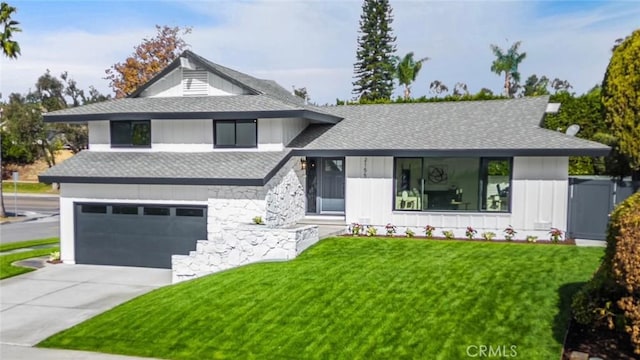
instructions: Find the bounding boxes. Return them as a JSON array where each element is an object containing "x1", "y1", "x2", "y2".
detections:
[
  {"x1": 39, "y1": 237, "x2": 603, "y2": 359},
  {"x1": 1, "y1": 182, "x2": 58, "y2": 194},
  {"x1": 0, "y1": 238, "x2": 60, "y2": 279}
]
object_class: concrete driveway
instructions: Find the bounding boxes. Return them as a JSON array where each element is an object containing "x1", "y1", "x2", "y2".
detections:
[{"x1": 0, "y1": 263, "x2": 170, "y2": 358}]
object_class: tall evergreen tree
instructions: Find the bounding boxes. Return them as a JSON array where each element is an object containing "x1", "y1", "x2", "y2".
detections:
[{"x1": 352, "y1": 0, "x2": 397, "y2": 102}]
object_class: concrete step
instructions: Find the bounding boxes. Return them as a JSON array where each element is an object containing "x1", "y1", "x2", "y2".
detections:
[{"x1": 298, "y1": 216, "x2": 346, "y2": 226}]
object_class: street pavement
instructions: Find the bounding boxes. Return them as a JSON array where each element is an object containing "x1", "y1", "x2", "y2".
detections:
[
  {"x1": 1, "y1": 194, "x2": 59, "y2": 243},
  {"x1": 0, "y1": 216, "x2": 60, "y2": 244},
  {"x1": 0, "y1": 264, "x2": 170, "y2": 359}
]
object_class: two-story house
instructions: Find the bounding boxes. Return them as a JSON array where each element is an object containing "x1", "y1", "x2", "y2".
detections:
[{"x1": 41, "y1": 50, "x2": 610, "y2": 282}]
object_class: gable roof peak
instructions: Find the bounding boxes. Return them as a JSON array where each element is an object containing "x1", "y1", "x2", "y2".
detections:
[{"x1": 130, "y1": 50, "x2": 304, "y2": 106}]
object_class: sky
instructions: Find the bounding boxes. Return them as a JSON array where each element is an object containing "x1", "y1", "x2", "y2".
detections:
[{"x1": 0, "y1": 0, "x2": 639, "y2": 105}]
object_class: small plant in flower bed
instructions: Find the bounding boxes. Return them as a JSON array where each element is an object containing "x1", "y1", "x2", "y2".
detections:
[
  {"x1": 503, "y1": 225, "x2": 517, "y2": 241},
  {"x1": 424, "y1": 225, "x2": 435, "y2": 238},
  {"x1": 405, "y1": 228, "x2": 415, "y2": 238},
  {"x1": 526, "y1": 235, "x2": 538, "y2": 243},
  {"x1": 349, "y1": 223, "x2": 363, "y2": 236},
  {"x1": 548, "y1": 228, "x2": 563, "y2": 243},
  {"x1": 366, "y1": 226, "x2": 377, "y2": 237},
  {"x1": 481, "y1": 232, "x2": 496, "y2": 241},
  {"x1": 442, "y1": 230, "x2": 454, "y2": 240},
  {"x1": 252, "y1": 216, "x2": 264, "y2": 225},
  {"x1": 465, "y1": 226, "x2": 477, "y2": 240},
  {"x1": 385, "y1": 223, "x2": 397, "y2": 237}
]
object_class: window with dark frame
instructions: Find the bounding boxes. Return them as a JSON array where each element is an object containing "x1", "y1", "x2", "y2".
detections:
[
  {"x1": 393, "y1": 157, "x2": 512, "y2": 213},
  {"x1": 214, "y1": 120, "x2": 257, "y2": 148},
  {"x1": 110, "y1": 120, "x2": 151, "y2": 147},
  {"x1": 143, "y1": 207, "x2": 170, "y2": 216}
]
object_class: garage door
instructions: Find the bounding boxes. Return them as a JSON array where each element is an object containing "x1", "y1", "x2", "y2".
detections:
[{"x1": 75, "y1": 203, "x2": 207, "y2": 268}]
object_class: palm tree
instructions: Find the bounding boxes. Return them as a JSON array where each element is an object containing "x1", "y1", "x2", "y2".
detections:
[
  {"x1": 490, "y1": 41, "x2": 526, "y2": 97},
  {"x1": 1, "y1": 2, "x2": 21, "y2": 58},
  {"x1": 394, "y1": 52, "x2": 429, "y2": 100},
  {"x1": 0, "y1": 2, "x2": 21, "y2": 218}
]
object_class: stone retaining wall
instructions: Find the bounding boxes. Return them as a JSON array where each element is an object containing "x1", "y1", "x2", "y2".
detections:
[{"x1": 172, "y1": 224, "x2": 318, "y2": 283}]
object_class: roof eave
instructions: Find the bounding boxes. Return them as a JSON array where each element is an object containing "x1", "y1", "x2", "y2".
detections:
[
  {"x1": 43, "y1": 109, "x2": 342, "y2": 124},
  {"x1": 292, "y1": 147, "x2": 611, "y2": 157},
  {"x1": 38, "y1": 175, "x2": 266, "y2": 186}
]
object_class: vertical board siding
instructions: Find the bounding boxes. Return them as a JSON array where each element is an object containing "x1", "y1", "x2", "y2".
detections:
[
  {"x1": 152, "y1": 119, "x2": 213, "y2": 145},
  {"x1": 141, "y1": 68, "x2": 182, "y2": 97},
  {"x1": 345, "y1": 156, "x2": 570, "y2": 234},
  {"x1": 61, "y1": 184, "x2": 210, "y2": 201},
  {"x1": 88, "y1": 121, "x2": 110, "y2": 146},
  {"x1": 283, "y1": 118, "x2": 309, "y2": 146},
  {"x1": 511, "y1": 157, "x2": 569, "y2": 231}
]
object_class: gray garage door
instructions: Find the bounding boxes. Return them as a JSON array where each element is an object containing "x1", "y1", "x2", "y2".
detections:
[{"x1": 75, "y1": 203, "x2": 207, "y2": 268}]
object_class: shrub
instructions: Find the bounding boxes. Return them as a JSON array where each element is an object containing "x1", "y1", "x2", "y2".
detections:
[
  {"x1": 504, "y1": 225, "x2": 517, "y2": 241},
  {"x1": 482, "y1": 232, "x2": 496, "y2": 241},
  {"x1": 49, "y1": 251, "x2": 61, "y2": 262},
  {"x1": 442, "y1": 230, "x2": 454, "y2": 240},
  {"x1": 385, "y1": 223, "x2": 397, "y2": 236},
  {"x1": 571, "y1": 191, "x2": 640, "y2": 354},
  {"x1": 465, "y1": 226, "x2": 477, "y2": 240},
  {"x1": 526, "y1": 235, "x2": 538, "y2": 243},
  {"x1": 424, "y1": 225, "x2": 435, "y2": 238},
  {"x1": 549, "y1": 228, "x2": 563, "y2": 243},
  {"x1": 405, "y1": 228, "x2": 415, "y2": 238},
  {"x1": 366, "y1": 226, "x2": 378, "y2": 237},
  {"x1": 349, "y1": 223, "x2": 363, "y2": 236}
]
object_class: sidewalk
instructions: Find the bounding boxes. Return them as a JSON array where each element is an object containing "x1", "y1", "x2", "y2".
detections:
[{"x1": 1, "y1": 345, "x2": 161, "y2": 360}]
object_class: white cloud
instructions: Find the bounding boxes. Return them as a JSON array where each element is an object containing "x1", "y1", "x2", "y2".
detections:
[{"x1": 1, "y1": 1, "x2": 639, "y2": 104}]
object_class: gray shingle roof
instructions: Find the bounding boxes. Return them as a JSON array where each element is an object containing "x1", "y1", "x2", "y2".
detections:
[
  {"x1": 39, "y1": 150, "x2": 291, "y2": 185},
  {"x1": 45, "y1": 95, "x2": 302, "y2": 118},
  {"x1": 296, "y1": 97, "x2": 610, "y2": 155}
]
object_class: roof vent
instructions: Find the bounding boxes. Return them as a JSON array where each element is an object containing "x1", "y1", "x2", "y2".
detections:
[
  {"x1": 545, "y1": 103, "x2": 561, "y2": 113},
  {"x1": 182, "y1": 70, "x2": 208, "y2": 96}
]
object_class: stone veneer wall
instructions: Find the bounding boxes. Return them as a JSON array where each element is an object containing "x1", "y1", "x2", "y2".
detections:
[
  {"x1": 207, "y1": 157, "x2": 306, "y2": 241},
  {"x1": 172, "y1": 156, "x2": 314, "y2": 283},
  {"x1": 172, "y1": 224, "x2": 318, "y2": 283}
]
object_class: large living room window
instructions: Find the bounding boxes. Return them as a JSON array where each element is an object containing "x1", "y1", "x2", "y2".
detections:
[
  {"x1": 214, "y1": 120, "x2": 257, "y2": 148},
  {"x1": 110, "y1": 120, "x2": 151, "y2": 147},
  {"x1": 394, "y1": 157, "x2": 512, "y2": 212}
]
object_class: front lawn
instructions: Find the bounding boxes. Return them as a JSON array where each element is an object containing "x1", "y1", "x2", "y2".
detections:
[
  {"x1": 40, "y1": 237, "x2": 603, "y2": 359},
  {"x1": 0, "y1": 237, "x2": 60, "y2": 279},
  {"x1": 1, "y1": 181, "x2": 58, "y2": 194}
]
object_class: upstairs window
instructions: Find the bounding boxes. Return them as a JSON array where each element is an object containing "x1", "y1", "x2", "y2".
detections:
[
  {"x1": 214, "y1": 120, "x2": 257, "y2": 148},
  {"x1": 111, "y1": 120, "x2": 151, "y2": 147}
]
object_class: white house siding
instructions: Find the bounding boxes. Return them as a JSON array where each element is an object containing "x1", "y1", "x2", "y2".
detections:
[
  {"x1": 58, "y1": 184, "x2": 209, "y2": 264},
  {"x1": 510, "y1": 157, "x2": 568, "y2": 232},
  {"x1": 207, "y1": 71, "x2": 249, "y2": 96},
  {"x1": 151, "y1": 119, "x2": 213, "y2": 151},
  {"x1": 345, "y1": 156, "x2": 394, "y2": 225},
  {"x1": 140, "y1": 67, "x2": 182, "y2": 97},
  {"x1": 88, "y1": 121, "x2": 110, "y2": 149},
  {"x1": 257, "y1": 117, "x2": 308, "y2": 151},
  {"x1": 344, "y1": 156, "x2": 569, "y2": 239},
  {"x1": 139, "y1": 67, "x2": 249, "y2": 98},
  {"x1": 89, "y1": 118, "x2": 307, "y2": 152}
]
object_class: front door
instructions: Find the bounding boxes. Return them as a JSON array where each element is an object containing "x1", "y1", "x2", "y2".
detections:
[{"x1": 306, "y1": 157, "x2": 345, "y2": 214}]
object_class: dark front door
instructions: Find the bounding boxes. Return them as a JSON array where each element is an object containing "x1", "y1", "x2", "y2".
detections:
[{"x1": 306, "y1": 157, "x2": 345, "y2": 214}]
